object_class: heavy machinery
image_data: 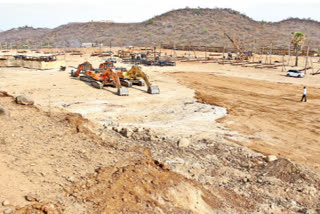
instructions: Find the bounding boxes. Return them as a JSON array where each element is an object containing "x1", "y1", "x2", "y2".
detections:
[
  {"x1": 98, "y1": 61, "x2": 159, "y2": 94},
  {"x1": 118, "y1": 65, "x2": 160, "y2": 94},
  {"x1": 224, "y1": 33, "x2": 251, "y2": 60},
  {"x1": 84, "y1": 68, "x2": 129, "y2": 96},
  {"x1": 99, "y1": 60, "x2": 132, "y2": 87},
  {"x1": 70, "y1": 61, "x2": 95, "y2": 82},
  {"x1": 71, "y1": 61, "x2": 128, "y2": 96},
  {"x1": 99, "y1": 60, "x2": 115, "y2": 69}
]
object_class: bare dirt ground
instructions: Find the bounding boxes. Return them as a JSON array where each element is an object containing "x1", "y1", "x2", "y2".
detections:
[
  {"x1": 170, "y1": 71, "x2": 320, "y2": 173},
  {"x1": 0, "y1": 49, "x2": 320, "y2": 213},
  {"x1": 1, "y1": 91, "x2": 319, "y2": 214}
]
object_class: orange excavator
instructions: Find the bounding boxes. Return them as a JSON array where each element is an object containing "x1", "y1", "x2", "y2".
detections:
[
  {"x1": 97, "y1": 61, "x2": 159, "y2": 94},
  {"x1": 224, "y1": 33, "x2": 250, "y2": 60},
  {"x1": 70, "y1": 61, "x2": 94, "y2": 80},
  {"x1": 84, "y1": 68, "x2": 129, "y2": 96},
  {"x1": 99, "y1": 60, "x2": 133, "y2": 87},
  {"x1": 71, "y1": 61, "x2": 128, "y2": 96},
  {"x1": 99, "y1": 60, "x2": 115, "y2": 69}
]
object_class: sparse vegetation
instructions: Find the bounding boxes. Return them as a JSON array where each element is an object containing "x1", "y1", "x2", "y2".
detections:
[
  {"x1": 194, "y1": 9, "x2": 201, "y2": 15},
  {"x1": 147, "y1": 18, "x2": 154, "y2": 24},
  {"x1": 0, "y1": 8, "x2": 319, "y2": 48},
  {"x1": 41, "y1": 41, "x2": 49, "y2": 47}
]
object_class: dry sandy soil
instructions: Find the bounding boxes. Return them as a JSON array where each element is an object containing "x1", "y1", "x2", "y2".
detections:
[
  {"x1": 169, "y1": 68, "x2": 320, "y2": 173},
  {"x1": 0, "y1": 49, "x2": 320, "y2": 213}
]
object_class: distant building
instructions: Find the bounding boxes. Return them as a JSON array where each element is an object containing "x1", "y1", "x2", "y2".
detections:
[
  {"x1": 95, "y1": 20, "x2": 113, "y2": 23},
  {"x1": 81, "y1": 43, "x2": 103, "y2": 48}
]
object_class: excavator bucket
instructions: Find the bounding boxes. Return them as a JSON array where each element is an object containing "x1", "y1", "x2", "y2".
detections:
[
  {"x1": 91, "y1": 81, "x2": 104, "y2": 89},
  {"x1": 147, "y1": 86, "x2": 160, "y2": 94},
  {"x1": 117, "y1": 87, "x2": 129, "y2": 96}
]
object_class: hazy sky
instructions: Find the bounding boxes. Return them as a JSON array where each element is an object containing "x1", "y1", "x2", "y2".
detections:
[{"x1": 0, "y1": 0, "x2": 319, "y2": 31}]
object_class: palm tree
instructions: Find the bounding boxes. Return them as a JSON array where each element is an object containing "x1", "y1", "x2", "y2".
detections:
[{"x1": 291, "y1": 32, "x2": 306, "y2": 66}]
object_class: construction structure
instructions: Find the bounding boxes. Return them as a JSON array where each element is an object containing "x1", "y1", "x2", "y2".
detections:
[{"x1": 0, "y1": 54, "x2": 65, "y2": 69}]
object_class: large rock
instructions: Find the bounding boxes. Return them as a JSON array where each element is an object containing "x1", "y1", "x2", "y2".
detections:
[
  {"x1": 120, "y1": 128, "x2": 133, "y2": 138},
  {"x1": 177, "y1": 138, "x2": 191, "y2": 148},
  {"x1": 2, "y1": 199, "x2": 10, "y2": 206},
  {"x1": 266, "y1": 155, "x2": 278, "y2": 162},
  {"x1": 15, "y1": 95, "x2": 34, "y2": 105},
  {"x1": 0, "y1": 107, "x2": 10, "y2": 117}
]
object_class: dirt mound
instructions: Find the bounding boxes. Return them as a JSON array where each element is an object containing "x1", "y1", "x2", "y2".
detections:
[
  {"x1": 66, "y1": 146, "x2": 220, "y2": 214},
  {"x1": 261, "y1": 158, "x2": 320, "y2": 186}
]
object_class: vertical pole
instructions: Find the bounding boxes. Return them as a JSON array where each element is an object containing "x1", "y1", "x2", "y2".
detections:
[
  {"x1": 222, "y1": 45, "x2": 225, "y2": 64},
  {"x1": 205, "y1": 46, "x2": 207, "y2": 60},
  {"x1": 304, "y1": 45, "x2": 309, "y2": 74},
  {"x1": 270, "y1": 42, "x2": 273, "y2": 64},
  {"x1": 287, "y1": 44, "x2": 291, "y2": 66}
]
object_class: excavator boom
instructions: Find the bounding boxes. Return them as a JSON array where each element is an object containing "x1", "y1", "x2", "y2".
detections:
[{"x1": 126, "y1": 66, "x2": 160, "y2": 94}]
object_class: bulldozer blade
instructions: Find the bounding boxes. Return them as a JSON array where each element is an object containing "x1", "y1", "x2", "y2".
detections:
[
  {"x1": 120, "y1": 79, "x2": 133, "y2": 87},
  {"x1": 117, "y1": 87, "x2": 129, "y2": 96},
  {"x1": 147, "y1": 86, "x2": 160, "y2": 94},
  {"x1": 91, "y1": 81, "x2": 104, "y2": 89}
]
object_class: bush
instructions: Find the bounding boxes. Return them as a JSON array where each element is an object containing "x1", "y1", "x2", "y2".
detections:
[{"x1": 147, "y1": 19, "x2": 154, "y2": 24}]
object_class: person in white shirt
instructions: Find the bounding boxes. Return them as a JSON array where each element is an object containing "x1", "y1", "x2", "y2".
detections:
[{"x1": 300, "y1": 86, "x2": 307, "y2": 102}]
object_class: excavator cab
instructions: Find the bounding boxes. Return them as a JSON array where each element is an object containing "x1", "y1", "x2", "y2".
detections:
[
  {"x1": 99, "y1": 61, "x2": 115, "y2": 69},
  {"x1": 70, "y1": 61, "x2": 94, "y2": 77}
]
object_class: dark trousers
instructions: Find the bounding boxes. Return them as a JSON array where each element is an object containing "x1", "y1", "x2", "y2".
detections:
[{"x1": 301, "y1": 94, "x2": 307, "y2": 102}]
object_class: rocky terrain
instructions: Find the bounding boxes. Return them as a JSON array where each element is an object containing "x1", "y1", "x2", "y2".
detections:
[
  {"x1": 0, "y1": 90, "x2": 319, "y2": 213},
  {"x1": 0, "y1": 8, "x2": 320, "y2": 48}
]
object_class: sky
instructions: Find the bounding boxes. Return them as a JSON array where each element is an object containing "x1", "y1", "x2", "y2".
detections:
[{"x1": 0, "y1": 0, "x2": 319, "y2": 31}]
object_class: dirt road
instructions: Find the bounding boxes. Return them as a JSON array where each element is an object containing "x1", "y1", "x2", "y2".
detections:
[{"x1": 170, "y1": 72, "x2": 320, "y2": 172}]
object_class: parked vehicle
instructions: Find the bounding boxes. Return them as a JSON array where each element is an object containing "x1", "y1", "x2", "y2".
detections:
[{"x1": 286, "y1": 70, "x2": 305, "y2": 78}]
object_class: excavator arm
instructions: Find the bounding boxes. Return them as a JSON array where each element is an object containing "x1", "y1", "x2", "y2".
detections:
[{"x1": 127, "y1": 66, "x2": 160, "y2": 94}]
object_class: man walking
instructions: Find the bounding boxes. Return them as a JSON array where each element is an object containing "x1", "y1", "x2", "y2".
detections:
[{"x1": 300, "y1": 86, "x2": 307, "y2": 102}]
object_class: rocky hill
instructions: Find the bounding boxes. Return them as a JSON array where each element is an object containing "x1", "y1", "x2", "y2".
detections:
[{"x1": 0, "y1": 8, "x2": 320, "y2": 48}]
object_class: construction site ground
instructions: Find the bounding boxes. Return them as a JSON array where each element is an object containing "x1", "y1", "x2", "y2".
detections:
[{"x1": 0, "y1": 50, "x2": 320, "y2": 213}]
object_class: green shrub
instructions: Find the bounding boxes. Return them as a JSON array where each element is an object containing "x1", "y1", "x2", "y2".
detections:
[{"x1": 147, "y1": 19, "x2": 154, "y2": 24}]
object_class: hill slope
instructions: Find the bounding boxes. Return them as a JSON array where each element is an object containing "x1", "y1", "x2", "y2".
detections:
[{"x1": 0, "y1": 8, "x2": 319, "y2": 48}]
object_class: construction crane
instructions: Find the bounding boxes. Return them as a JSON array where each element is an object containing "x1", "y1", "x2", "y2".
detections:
[{"x1": 224, "y1": 33, "x2": 250, "y2": 60}]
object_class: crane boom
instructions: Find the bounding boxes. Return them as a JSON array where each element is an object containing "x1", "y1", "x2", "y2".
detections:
[{"x1": 224, "y1": 33, "x2": 249, "y2": 60}]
